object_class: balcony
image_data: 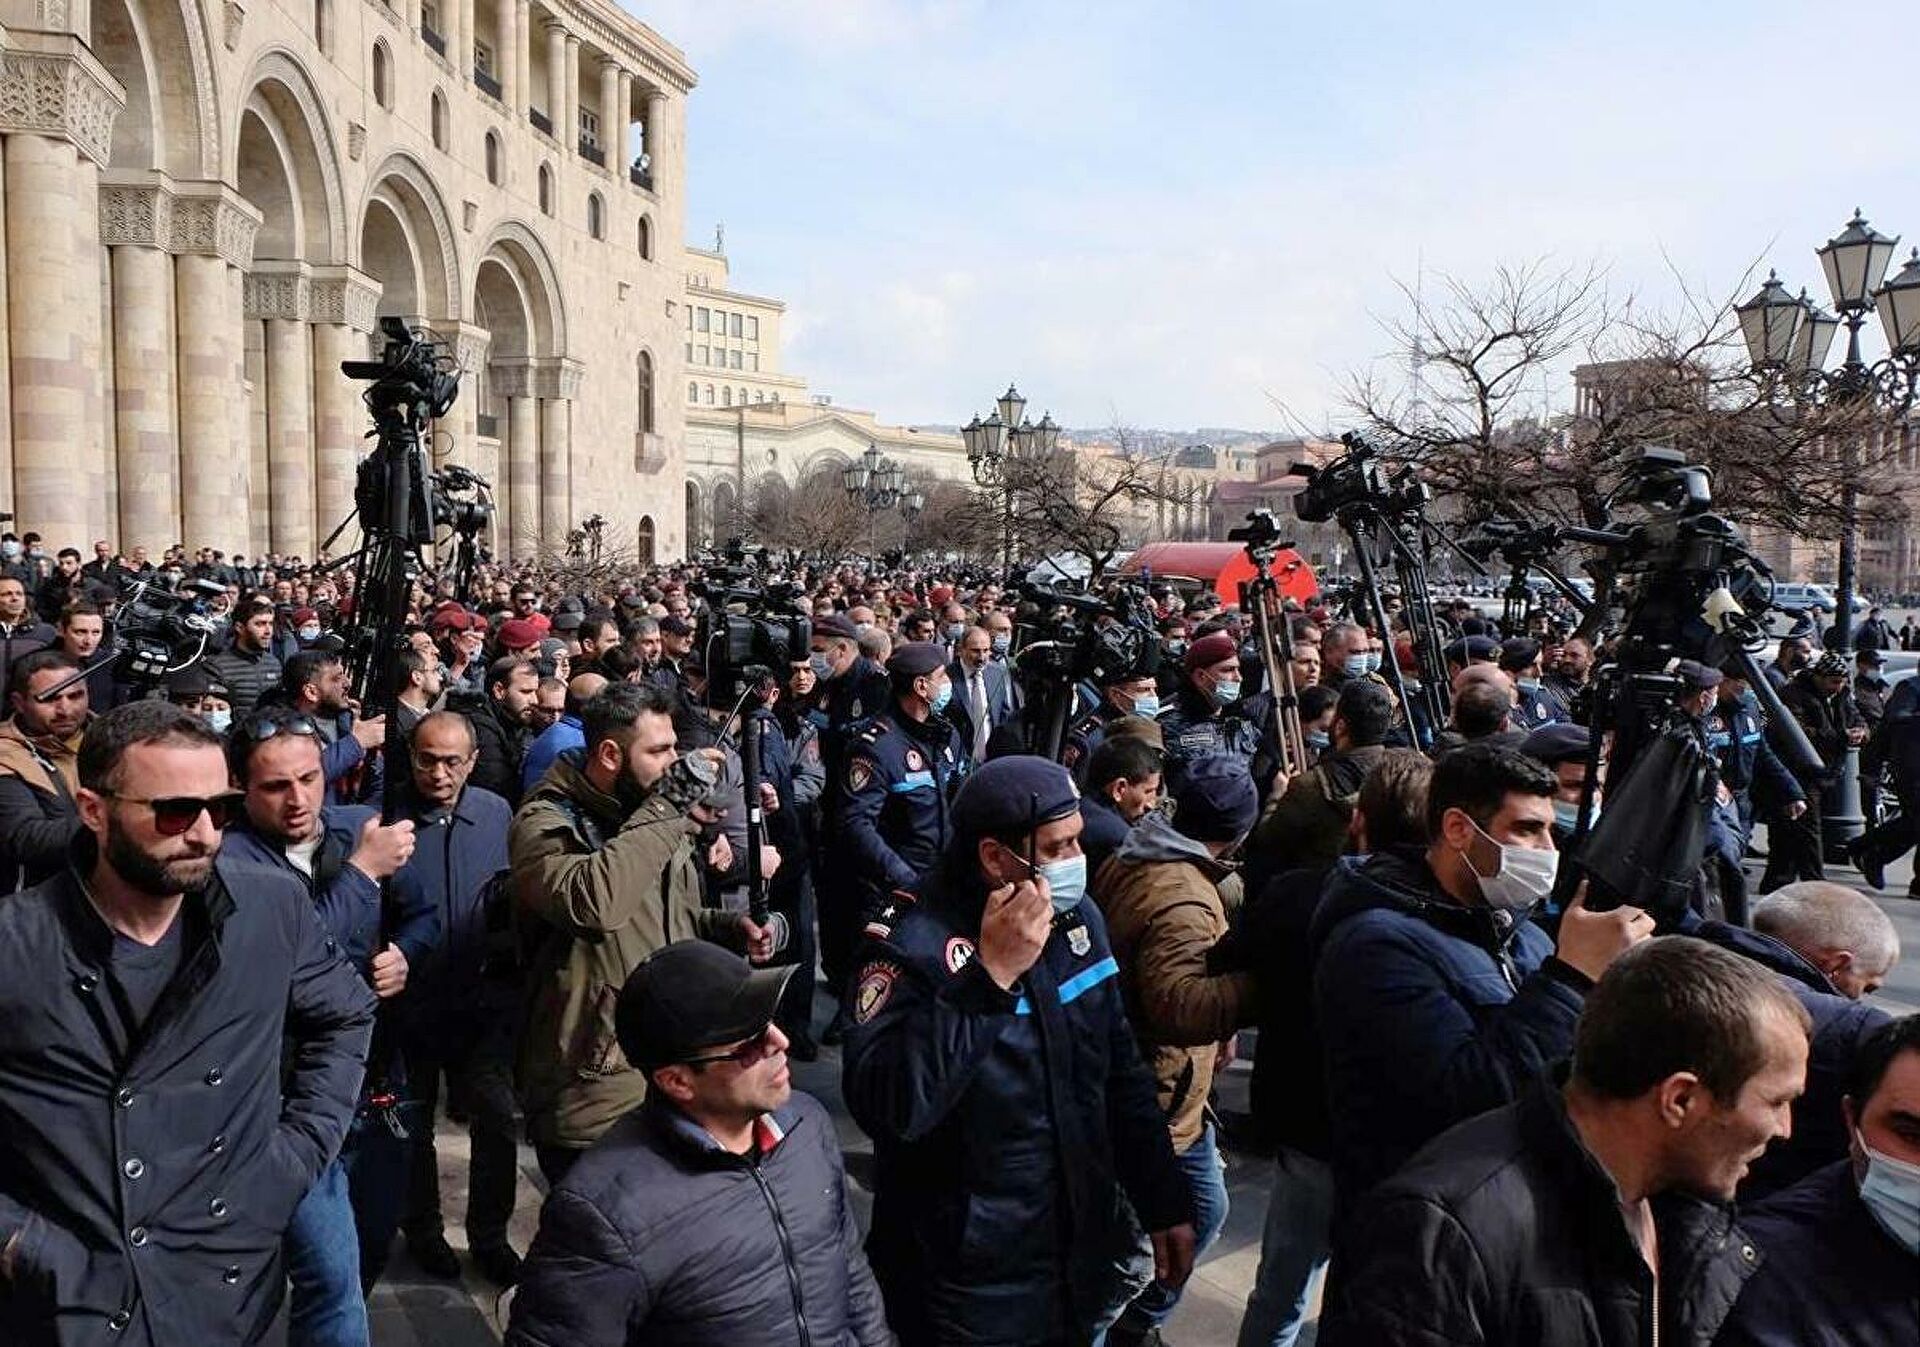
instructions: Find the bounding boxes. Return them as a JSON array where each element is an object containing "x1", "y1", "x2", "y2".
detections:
[
  {"x1": 474, "y1": 67, "x2": 501, "y2": 99},
  {"x1": 629, "y1": 163, "x2": 652, "y2": 190},
  {"x1": 476, "y1": 412, "x2": 500, "y2": 438},
  {"x1": 579, "y1": 139, "x2": 604, "y2": 166},
  {"x1": 421, "y1": 23, "x2": 445, "y2": 54},
  {"x1": 529, "y1": 108, "x2": 551, "y2": 135}
]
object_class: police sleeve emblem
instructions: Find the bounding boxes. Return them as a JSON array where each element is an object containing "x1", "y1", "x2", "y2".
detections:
[
  {"x1": 905, "y1": 748, "x2": 924, "y2": 771},
  {"x1": 944, "y1": 937, "x2": 975, "y2": 973},
  {"x1": 847, "y1": 757, "x2": 874, "y2": 792},
  {"x1": 854, "y1": 962, "x2": 899, "y2": 1023},
  {"x1": 1067, "y1": 924, "x2": 1092, "y2": 957}
]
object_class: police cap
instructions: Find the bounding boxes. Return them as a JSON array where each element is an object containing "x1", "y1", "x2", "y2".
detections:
[
  {"x1": 1444, "y1": 635, "x2": 1501, "y2": 665},
  {"x1": 1522, "y1": 722, "x2": 1590, "y2": 766},
  {"x1": 886, "y1": 641, "x2": 947, "y2": 681},
  {"x1": 951, "y1": 756, "x2": 1080, "y2": 843},
  {"x1": 1673, "y1": 658, "x2": 1724, "y2": 690},
  {"x1": 815, "y1": 612, "x2": 860, "y2": 642}
]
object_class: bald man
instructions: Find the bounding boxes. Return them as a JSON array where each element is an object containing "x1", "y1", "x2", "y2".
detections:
[
  {"x1": 1753, "y1": 881, "x2": 1901, "y2": 1000},
  {"x1": 522, "y1": 672, "x2": 608, "y2": 796}
]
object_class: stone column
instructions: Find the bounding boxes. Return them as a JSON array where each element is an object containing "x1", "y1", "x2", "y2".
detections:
[
  {"x1": 108, "y1": 243, "x2": 179, "y2": 549},
  {"x1": 506, "y1": 392, "x2": 537, "y2": 559},
  {"x1": 495, "y1": 0, "x2": 517, "y2": 109},
  {"x1": 599, "y1": 59, "x2": 620, "y2": 166},
  {"x1": 407, "y1": 0, "x2": 423, "y2": 32},
  {"x1": 243, "y1": 321, "x2": 269, "y2": 552},
  {"x1": 515, "y1": 0, "x2": 531, "y2": 113},
  {"x1": 265, "y1": 317, "x2": 314, "y2": 557},
  {"x1": 564, "y1": 34, "x2": 581, "y2": 151},
  {"x1": 545, "y1": 22, "x2": 566, "y2": 134},
  {"x1": 446, "y1": 0, "x2": 464, "y2": 78},
  {"x1": 540, "y1": 395, "x2": 570, "y2": 548},
  {"x1": 616, "y1": 68, "x2": 632, "y2": 170},
  {"x1": 177, "y1": 254, "x2": 246, "y2": 551},
  {"x1": 459, "y1": 0, "x2": 477, "y2": 77},
  {"x1": 643, "y1": 90, "x2": 666, "y2": 193},
  {"x1": 0, "y1": 140, "x2": 12, "y2": 513},
  {"x1": 308, "y1": 267, "x2": 380, "y2": 555}
]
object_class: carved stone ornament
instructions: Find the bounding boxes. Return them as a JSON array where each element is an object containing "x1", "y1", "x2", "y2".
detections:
[
  {"x1": 0, "y1": 39, "x2": 127, "y2": 167},
  {"x1": 244, "y1": 267, "x2": 312, "y2": 322},
  {"x1": 99, "y1": 176, "x2": 260, "y2": 268},
  {"x1": 309, "y1": 267, "x2": 385, "y2": 334},
  {"x1": 348, "y1": 122, "x2": 367, "y2": 162},
  {"x1": 224, "y1": 1, "x2": 246, "y2": 52}
]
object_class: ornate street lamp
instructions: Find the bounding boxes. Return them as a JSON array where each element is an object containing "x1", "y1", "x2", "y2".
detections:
[
  {"x1": 843, "y1": 442, "x2": 917, "y2": 556},
  {"x1": 1736, "y1": 209, "x2": 1920, "y2": 859},
  {"x1": 966, "y1": 383, "x2": 1062, "y2": 571}
]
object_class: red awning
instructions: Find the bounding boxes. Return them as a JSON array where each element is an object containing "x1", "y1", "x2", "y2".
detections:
[{"x1": 1118, "y1": 542, "x2": 1318, "y2": 607}]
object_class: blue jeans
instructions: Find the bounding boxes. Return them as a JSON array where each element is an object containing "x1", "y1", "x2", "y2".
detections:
[
  {"x1": 284, "y1": 1159, "x2": 371, "y2": 1347},
  {"x1": 1235, "y1": 1146, "x2": 1336, "y2": 1347},
  {"x1": 1113, "y1": 1121, "x2": 1230, "y2": 1331}
]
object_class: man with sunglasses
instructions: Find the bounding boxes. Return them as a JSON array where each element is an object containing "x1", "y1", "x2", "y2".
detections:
[
  {"x1": 0, "y1": 702, "x2": 376, "y2": 1345},
  {"x1": 222, "y1": 711, "x2": 438, "y2": 1340},
  {"x1": 506, "y1": 940, "x2": 888, "y2": 1347}
]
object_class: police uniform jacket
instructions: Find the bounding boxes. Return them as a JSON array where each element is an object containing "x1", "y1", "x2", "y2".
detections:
[
  {"x1": 0, "y1": 838, "x2": 375, "y2": 1347},
  {"x1": 839, "y1": 705, "x2": 966, "y2": 906},
  {"x1": 1158, "y1": 687, "x2": 1263, "y2": 791},
  {"x1": 841, "y1": 865, "x2": 1190, "y2": 1346},
  {"x1": 1706, "y1": 692, "x2": 1803, "y2": 804}
]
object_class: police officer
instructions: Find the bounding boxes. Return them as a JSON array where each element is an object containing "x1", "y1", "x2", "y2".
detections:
[
  {"x1": 841, "y1": 756, "x2": 1194, "y2": 1346},
  {"x1": 841, "y1": 643, "x2": 967, "y2": 926},
  {"x1": 1710, "y1": 659, "x2": 1808, "y2": 877},
  {"x1": 1159, "y1": 631, "x2": 1264, "y2": 795},
  {"x1": 810, "y1": 611, "x2": 894, "y2": 1006},
  {"x1": 1063, "y1": 662, "x2": 1161, "y2": 784},
  {"x1": 1673, "y1": 659, "x2": 1752, "y2": 922},
  {"x1": 1500, "y1": 637, "x2": 1561, "y2": 730}
]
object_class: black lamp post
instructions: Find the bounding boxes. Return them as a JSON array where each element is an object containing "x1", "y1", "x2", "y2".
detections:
[
  {"x1": 843, "y1": 443, "x2": 923, "y2": 557},
  {"x1": 1735, "y1": 210, "x2": 1920, "y2": 858},
  {"x1": 961, "y1": 383, "x2": 1062, "y2": 571}
]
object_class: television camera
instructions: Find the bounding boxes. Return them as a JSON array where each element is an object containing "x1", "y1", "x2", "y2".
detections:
[
  {"x1": 1009, "y1": 572, "x2": 1162, "y2": 761},
  {"x1": 36, "y1": 572, "x2": 229, "y2": 701}
]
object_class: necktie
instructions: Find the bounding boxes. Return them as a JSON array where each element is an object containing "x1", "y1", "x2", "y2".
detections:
[{"x1": 972, "y1": 670, "x2": 990, "y2": 758}]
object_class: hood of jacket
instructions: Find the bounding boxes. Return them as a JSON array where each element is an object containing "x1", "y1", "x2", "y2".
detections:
[
  {"x1": 523, "y1": 747, "x2": 628, "y2": 828},
  {"x1": 0, "y1": 715, "x2": 82, "y2": 792},
  {"x1": 1109, "y1": 810, "x2": 1234, "y2": 880}
]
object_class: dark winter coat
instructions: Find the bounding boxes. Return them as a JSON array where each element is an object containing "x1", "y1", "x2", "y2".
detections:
[
  {"x1": 1310, "y1": 848, "x2": 1588, "y2": 1201},
  {"x1": 391, "y1": 781, "x2": 513, "y2": 1037},
  {"x1": 0, "y1": 718, "x2": 82, "y2": 892},
  {"x1": 451, "y1": 689, "x2": 531, "y2": 807},
  {"x1": 1717, "y1": 1160, "x2": 1920, "y2": 1347},
  {"x1": 1319, "y1": 1078, "x2": 1762, "y2": 1347},
  {"x1": 504, "y1": 1093, "x2": 891, "y2": 1347},
  {"x1": 202, "y1": 644, "x2": 281, "y2": 719},
  {"x1": 1248, "y1": 742, "x2": 1386, "y2": 875},
  {"x1": 0, "y1": 840, "x2": 376, "y2": 1346}
]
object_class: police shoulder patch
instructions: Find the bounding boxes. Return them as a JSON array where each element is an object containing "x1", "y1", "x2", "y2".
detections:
[
  {"x1": 904, "y1": 748, "x2": 924, "y2": 771},
  {"x1": 944, "y1": 936, "x2": 975, "y2": 973},
  {"x1": 854, "y1": 962, "x2": 899, "y2": 1023},
  {"x1": 847, "y1": 757, "x2": 875, "y2": 793}
]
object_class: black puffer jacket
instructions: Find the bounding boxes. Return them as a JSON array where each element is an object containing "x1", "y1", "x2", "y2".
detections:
[
  {"x1": 1320, "y1": 1078, "x2": 1761, "y2": 1347},
  {"x1": 505, "y1": 1092, "x2": 891, "y2": 1346},
  {"x1": 203, "y1": 644, "x2": 281, "y2": 719}
]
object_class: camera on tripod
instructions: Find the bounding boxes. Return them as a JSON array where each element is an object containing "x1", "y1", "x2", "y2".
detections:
[
  {"x1": 342, "y1": 317, "x2": 479, "y2": 547},
  {"x1": 692, "y1": 567, "x2": 812, "y2": 703},
  {"x1": 1012, "y1": 575, "x2": 1161, "y2": 687},
  {"x1": 1289, "y1": 432, "x2": 1430, "y2": 524}
]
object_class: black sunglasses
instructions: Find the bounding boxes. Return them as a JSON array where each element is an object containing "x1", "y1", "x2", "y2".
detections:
[
  {"x1": 239, "y1": 714, "x2": 321, "y2": 742},
  {"x1": 678, "y1": 1025, "x2": 780, "y2": 1069},
  {"x1": 103, "y1": 790, "x2": 246, "y2": 836}
]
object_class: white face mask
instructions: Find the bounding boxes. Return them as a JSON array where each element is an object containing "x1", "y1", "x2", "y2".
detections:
[
  {"x1": 1460, "y1": 817, "x2": 1558, "y2": 913},
  {"x1": 1858, "y1": 1130, "x2": 1920, "y2": 1256}
]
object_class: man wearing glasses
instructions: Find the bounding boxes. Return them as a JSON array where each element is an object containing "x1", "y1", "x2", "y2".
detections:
[
  {"x1": 221, "y1": 711, "x2": 437, "y2": 1343},
  {"x1": 506, "y1": 940, "x2": 890, "y2": 1347},
  {"x1": 0, "y1": 702, "x2": 375, "y2": 1345}
]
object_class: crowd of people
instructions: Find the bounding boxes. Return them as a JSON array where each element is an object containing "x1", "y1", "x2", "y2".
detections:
[{"x1": 0, "y1": 524, "x2": 1912, "y2": 1347}]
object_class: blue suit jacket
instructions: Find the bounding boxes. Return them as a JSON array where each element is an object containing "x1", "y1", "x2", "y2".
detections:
[{"x1": 945, "y1": 659, "x2": 1014, "y2": 758}]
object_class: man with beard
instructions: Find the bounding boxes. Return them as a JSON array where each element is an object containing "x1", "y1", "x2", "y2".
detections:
[
  {"x1": 0, "y1": 703, "x2": 375, "y2": 1345},
  {"x1": 0, "y1": 649, "x2": 91, "y2": 890},
  {"x1": 263, "y1": 650, "x2": 388, "y2": 805},
  {"x1": 221, "y1": 713, "x2": 433, "y2": 1340}
]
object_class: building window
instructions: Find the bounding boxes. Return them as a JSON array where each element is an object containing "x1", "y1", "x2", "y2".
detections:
[
  {"x1": 422, "y1": 0, "x2": 439, "y2": 30},
  {"x1": 637, "y1": 516, "x2": 656, "y2": 565},
  {"x1": 587, "y1": 192, "x2": 604, "y2": 239},
  {"x1": 538, "y1": 163, "x2": 553, "y2": 215},
  {"x1": 431, "y1": 90, "x2": 448, "y2": 150},
  {"x1": 704, "y1": 384, "x2": 714, "y2": 404},
  {"x1": 637, "y1": 350, "x2": 655, "y2": 434},
  {"x1": 638, "y1": 215, "x2": 652, "y2": 259},
  {"x1": 737, "y1": 387, "x2": 747, "y2": 405},
  {"x1": 684, "y1": 307, "x2": 693, "y2": 330},
  {"x1": 372, "y1": 41, "x2": 392, "y2": 108},
  {"x1": 485, "y1": 130, "x2": 502, "y2": 184},
  {"x1": 696, "y1": 308, "x2": 709, "y2": 333},
  {"x1": 475, "y1": 40, "x2": 494, "y2": 74},
  {"x1": 747, "y1": 316, "x2": 759, "y2": 340},
  {"x1": 730, "y1": 314, "x2": 743, "y2": 338},
  {"x1": 712, "y1": 309, "x2": 727, "y2": 331},
  {"x1": 748, "y1": 353, "x2": 759, "y2": 372},
  {"x1": 579, "y1": 108, "x2": 600, "y2": 150},
  {"x1": 697, "y1": 346, "x2": 708, "y2": 364},
  {"x1": 688, "y1": 381, "x2": 698, "y2": 402},
  {"x1": 754, "y1": 391, "x2": 764, "y2": 403},
  {"x1": 729, "y1": 350, "x2": 742, "y2": 370},
  {"x1": 722, "y1": 387, "x2": 732, "y2": 407}
]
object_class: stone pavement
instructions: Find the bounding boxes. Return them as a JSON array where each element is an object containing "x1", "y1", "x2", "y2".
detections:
[{"x1": 345, "y1": 843, "x2": 1919, "y2": 1346}]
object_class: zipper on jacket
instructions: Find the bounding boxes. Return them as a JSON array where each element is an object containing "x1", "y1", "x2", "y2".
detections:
[{"x1": 750, "y1": 1161, "x2": 811, "y2": 1347}]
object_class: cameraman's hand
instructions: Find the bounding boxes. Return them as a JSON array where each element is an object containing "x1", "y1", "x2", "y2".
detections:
[
  {"x1": 759, "y1": 781, "x2": 780, "y2": 814},
  {"x1": 351, "y1": 715, "x2": 387, "y2": 752},
  {"x1": 349, "y1": 817, "x2": 416, "y2": 882},
  {"x1": 739, "y1": 915, "x2": 777, "y2": 963},
  {"x1": 706, "y1": 833, "x2": 734, "y2": 875},
  {"x1": 759, "y1": 843, "x2": 781, "y2": 881},
  {"x1": 1554, "y1": 883, "x2": 1654, "y2": 984}
]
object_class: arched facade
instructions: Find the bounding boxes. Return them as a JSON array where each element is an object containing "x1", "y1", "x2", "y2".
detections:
[{"x1": 0, "y1": 0, "x2": 696, "y2": 559}]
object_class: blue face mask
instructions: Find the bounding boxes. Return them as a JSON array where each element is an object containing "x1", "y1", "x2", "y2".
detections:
[
  {"x1": 809, "y1": 653, "x2": 834, "y2": 681},
  {"x1": 1366, "y1": 650, "x2": 1384, "y2": 675},
  {"x1": 1213, "y1": 679, "x2": 1242, "y2": 706},
  {"x1": 1858, "y1": 1132, "x2": 1920, "y2": 1256},
  {"x1": 1306, "y1": 729, "x2": 1331, "y2": 751},
  {"x1": 990, "y1": 635, "x2": 1011, "y2": 658},
  {"x1": 1130, "y1": 693, "x2": 1161, "y2": 720},
  {"x1": 1518, "y1": 678, "x2": 1543, "y2": 693},
  {"x1": 205, "y1": 709, "x2": 232, "y2": 735},
  {"x1": 929, "y1": 679, "x2": 953, "y2": 714},
  {"x1": 1039, "y1": 853, "x2": 1088, "y2": 914},
  {"x1": 945, "y1": 623, "x2": 966, "y2": 643},
  {"x1": 1344, "y1": 653, "x2": 1370, "y2": 679},
  {"x1": 1551, "y1": 799, "x2": 1599, "y2": 833}
]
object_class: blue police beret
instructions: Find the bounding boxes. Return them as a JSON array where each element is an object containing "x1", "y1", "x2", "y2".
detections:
[
  {"x1": 886, "y1": 642, "x2": 947, "y2": 680},
  {"x1": 814, "y1": 612, "x2": 860, "y2": 641},
  {"x1": 1444, "y1": 635, "x2": 1501, "y2": 665},
  {"x1": 1171, "y1": 755, "x2": 1258, "y2": 843},
  {"x1": 951, "y1": 756, "x2": 1081, "y2": 841},
  {"x1": 1522, "y1": 722, "x2": 1590, "y2": 765},
  {"x1": 1499, "y1": 637, "x2": 1542, "y2": 670}
]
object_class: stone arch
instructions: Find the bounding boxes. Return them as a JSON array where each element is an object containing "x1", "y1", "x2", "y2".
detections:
[
  {"x1": 711, "y1": 479, "x2": 738, "y2": 537},
  {"x1": 800, "y1": 448, "x2": 854, "y2": 487},
  {"x1": 471, "y1": 219, "x2": 567, "y2": 356},
  {"x1": 360, "y1": 153, "x2": 459, "y2": 321},
  {"x1": 684, "y1": 479, "x2": 703, "y2": 549},
  {"x1": 92, "y1": 0, "x2": 221, "y2": 177},
  {"x1": 232, "y1": 49, "x2": 347, "y2": 263},
  {"x1": 636, "y1": 515, "x2": 656, "y2": 564}
]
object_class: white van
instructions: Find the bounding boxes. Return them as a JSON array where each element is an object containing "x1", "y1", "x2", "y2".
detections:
[{"x1": 1772, "y1": 582, "x2": 1838, "y2": 613}]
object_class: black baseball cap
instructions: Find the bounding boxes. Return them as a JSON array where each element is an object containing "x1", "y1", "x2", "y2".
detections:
[{"x1": 615, "y1": 941, "x2": 795, "y2": 1071}]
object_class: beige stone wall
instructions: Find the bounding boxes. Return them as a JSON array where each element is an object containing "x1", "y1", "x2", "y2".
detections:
[{"x1": 0, "y1": 0, "x2": 698, "y2": 562}]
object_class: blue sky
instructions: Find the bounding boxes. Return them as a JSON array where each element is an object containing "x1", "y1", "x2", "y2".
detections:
[{"x1": 636, "y1": 0, "x2": 1920, "y2": 433}]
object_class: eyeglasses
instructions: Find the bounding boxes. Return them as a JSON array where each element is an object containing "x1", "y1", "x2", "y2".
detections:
[
  {"x1": 678, "y1": 1025, "x2": 780, "y2": 1069},
  {"x1": 239, "y1": 714, "x2": 321, "y2": 742},
  {"x1": 102, "y1": 790, "x2": 246, "y2": 836}
]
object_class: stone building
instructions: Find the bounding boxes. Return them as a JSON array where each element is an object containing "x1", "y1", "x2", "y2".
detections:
[
  {"x1": 0, "y1": 0, "x2": 691, "y2": 563},
  {"x1": 681, "y1": 244, "x2": 967, "y2": 548}
]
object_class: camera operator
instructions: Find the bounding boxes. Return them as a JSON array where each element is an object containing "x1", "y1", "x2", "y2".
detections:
[
  {"x1": 1764, "y1": 651, "x2": 1864, "y2": 892},
  {"x1": 1160, "y1": 630, "x2": 1266, "y2": 795},
  {"x1": 1541, "y1": 633, "x2": 1594, "y2": 721},
  {"x1": 510, "y1": 682, "x2": 776, "y2": 1185},
  {"x1": 53, "y1": 600, "x2": 121, "y2": 712}
]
